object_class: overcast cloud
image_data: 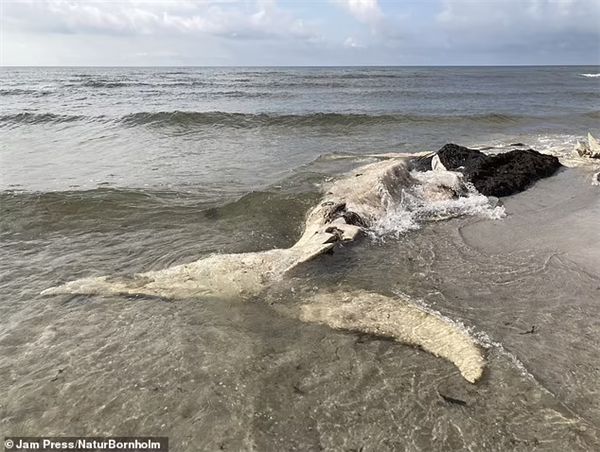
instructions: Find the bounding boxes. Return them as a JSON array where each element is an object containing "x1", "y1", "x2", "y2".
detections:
[{"x1": 1, "y1": 0, "x2": 599, "y2": 65}]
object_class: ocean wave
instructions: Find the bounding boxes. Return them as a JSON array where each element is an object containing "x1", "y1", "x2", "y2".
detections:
[
  {"x1": 120, "y1": 111, "x2": 388, "y2": 128},
  {"x1": 119, "y1": 111, "x2": 532, "y2": 129},
  {"x1": 581, "y1": 110, "x2": 600, "y2": 119},
  {"x1": 0, "y1": 88, "x2": 52, "y2": 97},
  {"x1": 0, "y1": 112, "x2": 87, "y2": 125},
  {"x1": 250, "y1": 72, "x2": 433, "y2": 80},
  {"x1": 235, "y1": 71, "x2": 293, "y2": 77},
  {"x1": 0, "y1": 186, "x2": 212, "y2": 213},
  {"x1": 0, "y1": 187, "x2": 218, "y2": 238},
  {"x1": 333, "y1": 72, "x2": 433, "y2": 80},
  {"x1": 580, "y1": 73, "x2": 600, "y2": 78},
  {"x1": 204, "y1": 91, "x2": 292, "y2": 98},
  {"x1": 204, "y1": 79, "x2": 373, "y2": 89},
  {"x1": 81, "y1": 80, "x2": 150, "y2": 88},
  {"x1": 149, "y1": 81, "x2": 211, "y2": 87},
  {"x1": 2, "y1": 110, "x2": 579, "y2": 129}
]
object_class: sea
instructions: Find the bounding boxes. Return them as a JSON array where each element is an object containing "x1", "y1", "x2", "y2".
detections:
[{"x1": 1, "y1": 66, "x2": 599, "y2": 451}]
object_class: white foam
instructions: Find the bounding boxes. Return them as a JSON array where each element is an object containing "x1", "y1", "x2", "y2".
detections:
[
  {"x1": 580, "y1": 73, "x2": 600, "y2": 78},
  {"x1": 516, "y1": 133, "x2": 600, "y2": 169},
  {"x1": 368, "y1": 175, "x2": 505, "y2": 240},
  {"x1": 484, "y1": 133, "x2": 579, "y2": 155}
]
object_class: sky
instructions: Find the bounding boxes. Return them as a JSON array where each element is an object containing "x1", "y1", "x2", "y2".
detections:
[{"x1": 1, "y1": 0, "x2": 599, "y2": 66}]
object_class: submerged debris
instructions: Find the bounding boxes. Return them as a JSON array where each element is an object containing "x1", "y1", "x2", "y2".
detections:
[
  {"x1": 519, "y1": 325, "x2": 538, "y2": 335},
  {"x1": 574, "y1": 133, "x2": 600, "y2": 159},
  {"x1": 438, "y1": 391, "x2": 468, "y2": 406}
]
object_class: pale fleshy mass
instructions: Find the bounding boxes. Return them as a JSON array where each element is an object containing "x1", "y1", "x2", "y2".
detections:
[{"x1": 1, "y1": 0, "x2": 599, "y2": 65}]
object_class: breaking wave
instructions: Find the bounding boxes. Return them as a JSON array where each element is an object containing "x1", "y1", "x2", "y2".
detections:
[
  {"x1": 81, "y1": 80, "x2": 151, "y2": 88},
  {"x1": 3, "y1": 111, "x2": 512, "y2": 128},
  {"x1": 369, "y1": 175, "x2": 505, "y2": 240},
  {"x1": 5, "y1": 109, "x2": 595, "y2": 131},
  {"x1": 119, "y1": 111, "x2": 531, "y2": 129},
  {"x1": 0, "y1": 112, "x2": 87, "y2": 125}
]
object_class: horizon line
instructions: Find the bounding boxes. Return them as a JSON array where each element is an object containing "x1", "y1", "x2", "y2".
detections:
[{"x1": 1, "y1": 64, "x2": 599, "y2": 69}]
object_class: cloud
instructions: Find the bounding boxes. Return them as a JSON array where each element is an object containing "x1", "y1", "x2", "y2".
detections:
[
  {"x1": 1, "y1": 0, "x2": 598, "y2": 65},
  {"x1": 1, "y1": 0, "x2": 319, "y2": 41},
  {"x1": 436, "y1": 0, "x2": 600, "y2": 47},
  {"x1": 340, "y1": 0, "x2": 384, "y2": 24},
  {"x1": 343, "y1": 36, "x2": 365, "y2": 48},
  {"x1": 334, "y1": 0, "x2": 411, "y2": 44},
  {"x1": 430, "y1": 0, "x2": 600, "y2": 63}
]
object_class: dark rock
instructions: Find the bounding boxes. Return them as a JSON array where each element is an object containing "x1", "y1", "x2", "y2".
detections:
[
  {"x1": 436, "y1": 143, "x2": 487, "y2": 169},
  {"x1": 407, "y1": 153, "x2": 435, "y2": 172},
  {"x1": 419, "y1": 144, "x2": 562, "y2": 197},
  {"x1": 408, "y1": 144, "x2": 486, "y2": 172},
  {"x1": 462, "y1": 149, "x2": 562, "y2": 197}
]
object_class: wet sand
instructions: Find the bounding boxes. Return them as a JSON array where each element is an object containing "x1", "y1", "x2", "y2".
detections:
[
  {"x1": 455, "y1": 164, "x2": 600, "y2": 425},
  {"x1": 460, "y1": 165, "x2": 599, "y2": 274}
]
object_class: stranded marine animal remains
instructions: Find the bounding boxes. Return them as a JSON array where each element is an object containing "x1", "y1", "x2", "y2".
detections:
[{"x1": 42, "y1": 145, "x2": 562, "y2": 383}]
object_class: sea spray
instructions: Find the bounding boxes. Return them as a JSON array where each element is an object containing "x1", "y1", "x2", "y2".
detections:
[{"x1": 368, "y1": 174, "x2": 505, "y2": 241}]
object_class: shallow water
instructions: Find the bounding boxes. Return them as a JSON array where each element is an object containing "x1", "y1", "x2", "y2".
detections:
[{"x1": 1, "y1": 66, "x2": 600, "y2": 451}]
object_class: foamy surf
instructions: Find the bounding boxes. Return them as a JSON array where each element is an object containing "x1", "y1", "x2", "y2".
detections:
[
  {"x1": 368, "y1": 172, "x2": 505, "y2": 240},
  {"x1": 580, "y1": 73, "x2": 600, "y2": 78}
]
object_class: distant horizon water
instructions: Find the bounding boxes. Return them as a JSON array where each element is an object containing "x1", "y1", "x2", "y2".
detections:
[{"x1": 3, "y1": 64, "x2": 600, "y2": 68}]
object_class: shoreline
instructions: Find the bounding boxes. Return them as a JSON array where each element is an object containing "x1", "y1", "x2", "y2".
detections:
[{"x1": 459, "y1": 163, "x2": 600, "y2": 277}]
